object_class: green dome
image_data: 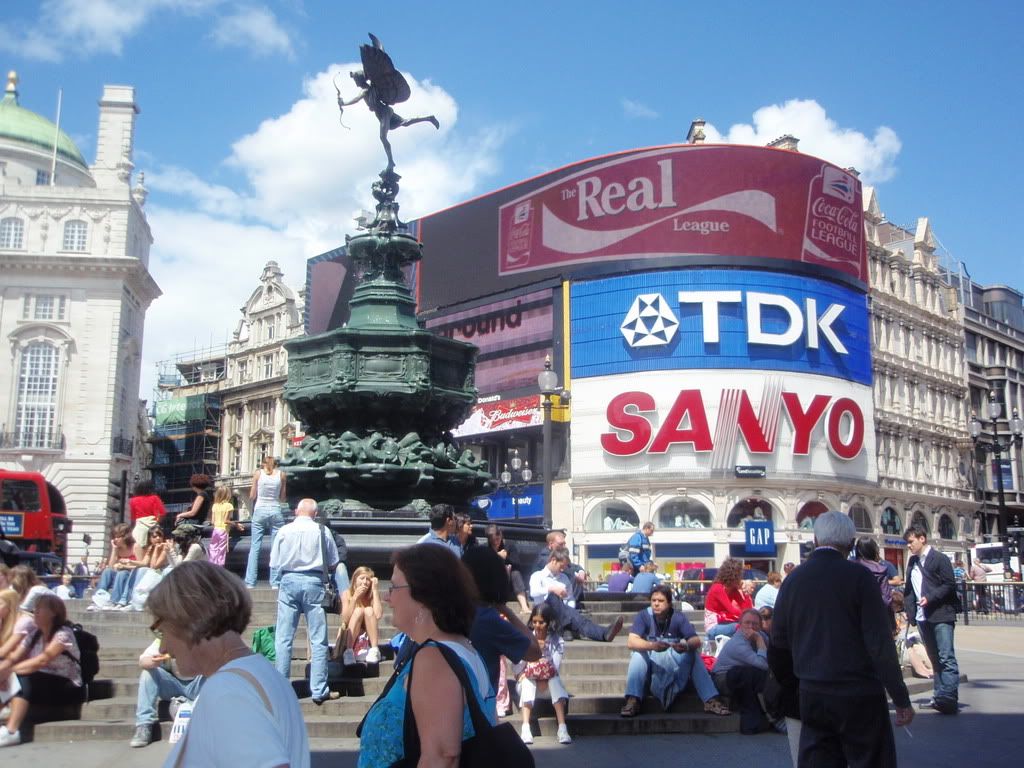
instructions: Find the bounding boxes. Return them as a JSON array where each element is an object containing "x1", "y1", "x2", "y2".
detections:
[{"x1": 0, "y1": 71, "x2": 88, "y2": 170}]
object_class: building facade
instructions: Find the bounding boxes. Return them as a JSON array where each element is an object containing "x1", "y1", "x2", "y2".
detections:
[
  {"x1": 305, "y1": 128, "x2": 1001, "y2": 576},
  {"x1": 0, "y1": 72, "x2": 160, "y2": 558},
  {"x1": 150, "y1": 261, "x2": 303, "y2": 515}
]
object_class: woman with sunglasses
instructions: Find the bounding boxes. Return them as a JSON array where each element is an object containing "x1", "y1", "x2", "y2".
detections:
[
  {"x1": 359, "y1": 544, "x2": 494, "y2": 768},
  {"x1": 147, "y1": 561, "x2": 309, "y2": 767}
]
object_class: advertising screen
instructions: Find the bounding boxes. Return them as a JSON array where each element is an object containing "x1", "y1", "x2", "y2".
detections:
[
  {"x1": 571, "y1": 369, "x2": 876, "y2": 485},
  {"x1": 571, "y1": 269, "x2": 871, "y2": 385},
  {"x1": 499, "y1": 145, "x2": 865, "y2": 283}
]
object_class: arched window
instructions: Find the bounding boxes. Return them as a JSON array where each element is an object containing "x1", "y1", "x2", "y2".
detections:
[
  {"x1": 938, "y1": 514, "x2": 956, "y2": 540},
  {"x1": 849, "y1": 503, "x2": 873, "y2": 532},
  {"x1": 15, "y1": 342, "x2": 61, "y2": 448},
  {"x1": 880, "y1": 507, "x2": 902, "y2": 535},
  {"x1": 796, "y1": 501, "x2": 829, "y2": 531},
  {"x1": 656, "y1": 497, "x2": 712, "y2": 529},
  {"x1": 727, "y1": 499, "x2": 775, "y2": 528},
  {"x1": 911, "y1": 511, "x2": 930, "y2": 534},
  {"x1": 585, "y1": 500, "x2": 639, "y2": 532},
  {"x1": 62, "y1": 219, "x2": 88, "y2": 251},
  {"x1": 1, "y1": 217, "x2": 24, "y2": 249}
]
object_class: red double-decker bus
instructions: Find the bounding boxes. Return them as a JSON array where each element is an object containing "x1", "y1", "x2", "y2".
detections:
[{"x1": 0, "y1": 470, "x2": 72, "y2": 561}]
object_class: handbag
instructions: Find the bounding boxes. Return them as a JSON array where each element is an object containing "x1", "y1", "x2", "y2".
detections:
[
  {"x1": 318, "y1": 519, "x2": 339, "y2": 612},
  {"x1": 405, "y1": 642, "x2": 533, "y2": 768}
]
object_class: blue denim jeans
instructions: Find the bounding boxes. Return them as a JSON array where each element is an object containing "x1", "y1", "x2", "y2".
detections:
[
  {"x1": 275, "y1": 571, "x2": 329, "y2": 700},
  {"x1": 245, "y1": 507, "x2": 285, "y2": 587},
  {"x1": 919, "y1": 620, "x2": 959, "y2": 703},
  {"x1": 101, "y1": 568, "x2": 140, "y2": 605},
  {"x1": 135, "y1": 666, "x2": 203, "y2": 726},
  {"x1": 625, "y1": 648, "x2": 719, "y2": 702}
]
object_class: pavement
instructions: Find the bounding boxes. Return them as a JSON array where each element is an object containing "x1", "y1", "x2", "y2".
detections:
[{"x1": 8, "y1": 625, "x2": 1024, "y2": 766}]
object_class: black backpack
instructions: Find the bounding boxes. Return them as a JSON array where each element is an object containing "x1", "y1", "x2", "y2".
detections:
[{"x1": 31, "y1": 624, "x2": 100, "y2": 685}]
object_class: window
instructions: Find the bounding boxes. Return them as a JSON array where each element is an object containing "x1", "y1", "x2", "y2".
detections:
[
  {"x1": 585, "y1": 500, "x2": 639, "y2": 532},
  {"x1": 1, "y1": 217, "x2": 24, "y2": 249},
  {"x1": 795, "y1": 501, "x2": 827, "y2": 531},
  {"x1": 237, "y1": 359, "x2": 248, "y2": 383},
  {"x1": 14, "y1": 342, "x2": 61, "y2": 448},
  {"x1": 261, "y1": 354, "x2": 274, "y2": 379},
  {"x1": 257, "y1": 399, "x2": 275, "y2": 428},
  {"x1": 849, "y1": 503, "x2": 873, "y2": 532},
  {"x1": 35, "y1": 169, "x2": 50, "y2": 185},
  {"x1": 62, "y1": 220, "x2": 88, "y2": 251},
  {"x1": 1, "y1": 480, "x2": 42, "y2": 511},
  {"x1": 728, "y1": 499, "x2": 776, "y2": 528},
  {"x1": 880, "y1": 507, "x2": 902, "y2": 535},
  {"x1": 910, "y1": 511, "x2": 930, "y2": 534},
  {"x1": 938, "y1": 514, "x2": 956, "y2": 540},
  {"x1": 656, "y1": 497, "x2": 712, "y2": 529},
  {"x1": 266, "y1": 319, "x2": 275, "y2": 341}
]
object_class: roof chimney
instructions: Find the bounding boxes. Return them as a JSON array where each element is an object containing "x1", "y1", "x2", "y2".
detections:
[
  {"x1": 686, "y1": 118, "x2": 707, "y2": 145},
  {"x1": 767, "y1": 134, "x2": 799, "y2": 151}
]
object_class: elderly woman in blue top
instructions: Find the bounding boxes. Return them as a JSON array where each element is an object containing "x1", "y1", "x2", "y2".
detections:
[
  {"x1": 620, "y1": 584, "x2": 730, "y2": 718},
  {"x1": 359, "y1": 544, "x2": 495, "y2": 768}
]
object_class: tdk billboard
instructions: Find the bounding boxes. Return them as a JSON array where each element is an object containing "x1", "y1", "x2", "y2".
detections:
[{"x1": 571, "y1": 269, "x2": 871, "y2": 385}]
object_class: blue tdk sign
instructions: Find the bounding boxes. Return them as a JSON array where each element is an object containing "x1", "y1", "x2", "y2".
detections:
[
  {"x1": 571, "y1": 269, "x2": 871, "y2": 384},
  {"x1": 744, "y1": 520, "x2": 776, "y2": 555}
]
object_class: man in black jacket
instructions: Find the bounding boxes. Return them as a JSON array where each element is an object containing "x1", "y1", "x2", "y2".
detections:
[
  {"x1": 770, "y1": 511, "x2": 913, "y2": 768},
  {"x1": 903, "y1": 523, "x2": 960, "y2": 714}
]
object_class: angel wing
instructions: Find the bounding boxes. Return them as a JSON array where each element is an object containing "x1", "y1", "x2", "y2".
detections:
[{"x1": 360, "y1": 33, "x2": 411, "y2": 106}]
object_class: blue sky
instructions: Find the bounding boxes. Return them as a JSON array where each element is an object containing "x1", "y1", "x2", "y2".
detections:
[{"x1": 3, "y1": 1, "x2": 1022, "y2": 397}]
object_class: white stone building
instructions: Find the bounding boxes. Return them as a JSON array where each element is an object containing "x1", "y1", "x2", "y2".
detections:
[{"x1": 0, "y1": 72, "x2": 160, "y2": 557}]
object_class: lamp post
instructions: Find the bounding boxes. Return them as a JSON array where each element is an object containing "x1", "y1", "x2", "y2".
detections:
[
  {"x1": 499, "y1": 448, "x2": 532, "y2": 521},
  {"x1": 537, "y1": 355, "x2": 568, "y2": 530},
  {"x1": 969, "y1": 390, "x2": 1024, "y2": 570}
]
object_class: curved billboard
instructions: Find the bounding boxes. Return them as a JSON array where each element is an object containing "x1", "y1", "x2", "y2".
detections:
[{"x1": 500, "y1": 145, "x2": 865, "y2": 284}]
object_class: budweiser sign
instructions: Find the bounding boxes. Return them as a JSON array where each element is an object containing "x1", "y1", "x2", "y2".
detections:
[
  {"x1": 498, "y1": 145, "x2": 865, "y2": 282},
  {"x1": 453, "y1": 395, "x2": 543, "y2": 438}
]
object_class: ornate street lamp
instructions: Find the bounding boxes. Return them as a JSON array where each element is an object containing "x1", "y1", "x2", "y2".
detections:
[
  {"x1": 969, "y1": 389, "x2": 1024, "y2": 569},
  {"x1": 499, "y1": 448, "x2": 532, "y2": 521},
  {"x1": 537, "y1": 355, "x2": 569, "y2": 530}
]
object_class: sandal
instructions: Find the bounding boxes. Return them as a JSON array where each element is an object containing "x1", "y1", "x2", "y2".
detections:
[
  {"x1": 704, "y1": 697, "x2": 730, "y2": 716},
  {"x1": 620, "y1": 696, "x2": 641, "y2": 718}
]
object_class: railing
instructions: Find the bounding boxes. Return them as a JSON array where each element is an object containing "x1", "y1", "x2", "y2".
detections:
[
  {"x1": 0, "y1": 428, "x2": 65, "y2": 450},
  {"x1": 111, "y1": 435, "x2": 134, "y2": 456},
  {"x1": 960, "y1": 580, "x2": 1024, "y2": 624}
]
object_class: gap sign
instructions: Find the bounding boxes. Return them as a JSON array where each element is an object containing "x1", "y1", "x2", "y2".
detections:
[{"x1": 744, "y1": 520, "x2": 775, "y2": 555}]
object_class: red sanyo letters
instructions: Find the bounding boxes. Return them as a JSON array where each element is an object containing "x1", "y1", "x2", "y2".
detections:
[{"x1": 601, "y1": 389, "x2": 864, "y2": 460}]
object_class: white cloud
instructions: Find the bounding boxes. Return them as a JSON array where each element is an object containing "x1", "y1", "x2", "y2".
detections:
[
  {"x1": 210, "y1": 5, "x2": 294, "y2": 58},
  {"x1": 139, "y1": 64, "x2": 506, "y2": 393},
  {"x1": 622, "y1": 98, "x2": 659, "y2": 120},
  {"x1": 142, "y1": 205, "x2": 308, "y2": 392},
  {"x1": 703, "y1": 99, "x2": 902, "y2": 184}
]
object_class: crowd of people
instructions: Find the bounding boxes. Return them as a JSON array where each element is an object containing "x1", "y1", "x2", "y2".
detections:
[{"x1": 0, "y1": 482, "x2": 976, "y2": 766}]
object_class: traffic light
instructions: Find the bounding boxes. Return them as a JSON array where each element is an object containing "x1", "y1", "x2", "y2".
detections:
[{"x1": 108, "y1": 469, "x2": 128, "y2": 522}]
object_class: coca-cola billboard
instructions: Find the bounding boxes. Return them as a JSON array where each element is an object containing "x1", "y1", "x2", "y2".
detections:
[{"x1": 498, "y1": 145, "x2": 866, "y2": 283}]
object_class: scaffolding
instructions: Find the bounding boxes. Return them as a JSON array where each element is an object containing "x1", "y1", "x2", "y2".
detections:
[
  {"x1": 147, "y1": 393, "x2": 223, "y2": 508},
  {"x1": 152, "y1": 342, "x2": 230, "y2": 400}
]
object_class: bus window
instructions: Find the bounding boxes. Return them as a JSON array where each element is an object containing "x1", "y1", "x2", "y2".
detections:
[
  {"x1": 975, "y1": 545, "x2": 1005, "y2": 565},
  {"x1": 1, "y1": 480, "x2": 41, "y2": 512},
  {"x1": 46, "y1": 483, "x2": 66, "y2": 515}
]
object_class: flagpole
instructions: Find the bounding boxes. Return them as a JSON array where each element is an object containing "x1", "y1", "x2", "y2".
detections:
[{"x1": 50, "y1": 88, "x2": 63, "y2": 186}]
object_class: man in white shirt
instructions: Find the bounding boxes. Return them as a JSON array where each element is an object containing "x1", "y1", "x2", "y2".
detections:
[
  {"x1": 270, "y1": 498, "x2": 340, "y2": 705},
  {"x1": 529, "y1": 549, "x2": 623, "y2": 642}
]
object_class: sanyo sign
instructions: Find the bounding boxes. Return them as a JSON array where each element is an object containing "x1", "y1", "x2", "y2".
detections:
[{"x1": 571, "y1": 269, "x2": 872, "y2": 386}]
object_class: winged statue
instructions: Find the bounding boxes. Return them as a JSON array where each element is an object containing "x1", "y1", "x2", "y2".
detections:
[{"x1": 337, "y1": 34, "x2": 440, "y2": 172}]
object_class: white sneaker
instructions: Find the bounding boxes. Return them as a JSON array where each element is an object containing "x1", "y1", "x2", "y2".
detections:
[
  {"x1": 0, "y1": 725, "x2": 21, "y2": 747},
  {"x1": 365, "y1": 647, "x2": 381, "y2": 664},
  {"x1": 519, "y1": 723, "x2": 533, "y2": 744},
  {"x1": 556, "y1": 724, "x2": 572, "y2": 744},
  {"x1": 342, "y1": 648, "x2": 356, "y2": 665}
]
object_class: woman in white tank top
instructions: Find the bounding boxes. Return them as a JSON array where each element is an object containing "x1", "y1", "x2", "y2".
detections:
[{"x1": 245, "y1": 456, "x2": 287, "y2": 588}]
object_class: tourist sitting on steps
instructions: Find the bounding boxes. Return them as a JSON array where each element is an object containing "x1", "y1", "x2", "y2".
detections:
[
  {"x1": 0, "y1": 593, "x2": 84, "y2": 748},
  {"x1": 620, "y1": 584, "x2": 730, "y2": 718},
  {"x1": 336, "y1": 566, "x2": 383, "y2": 665},
  {"x1": 130, "y1": 634, "x2": 203, "y2": 748},
  {"x1": 516, "y1": 603, "x2": 572, "y2": 745},
  {"x1": 712, "y1": 609, "x2": 781, "y2": 735},
  {"x1": 529, "y1": 549, "x2": 624, "y2": 642}
]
